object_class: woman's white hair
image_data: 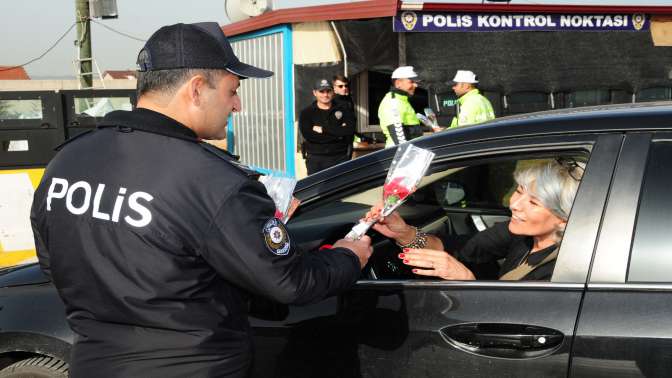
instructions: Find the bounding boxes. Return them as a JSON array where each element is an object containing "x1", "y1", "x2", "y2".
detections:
[{"x1": 513, "y1": 159, "x2": 584, "y2": 238}]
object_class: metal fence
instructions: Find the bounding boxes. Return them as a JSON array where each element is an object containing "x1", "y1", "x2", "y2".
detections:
[{"x1": 229, "y1": 26, "x2": 295, "y2": 177}]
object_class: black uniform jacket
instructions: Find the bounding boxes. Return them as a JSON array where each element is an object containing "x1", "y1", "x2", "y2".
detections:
[
  {"x1": 299, "y1": 101, "x2": 355, "y2": 155},
  {"x1": 333, "y1": 94, "x2": 354, "y2": 111},
  {"x1": 443, "y1": 222, "x2": 556, "y2": 281},
  {"x1": 30, "y1": 108, "x2": 360, "y2": 378}
]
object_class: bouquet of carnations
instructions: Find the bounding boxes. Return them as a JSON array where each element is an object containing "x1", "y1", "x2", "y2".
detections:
[
  {"x1": 345, "y1": 143, "x2": 435, "y2": 240},
  {"x1": 259, "y1": 174, "x2": 301, "y2": 223}
]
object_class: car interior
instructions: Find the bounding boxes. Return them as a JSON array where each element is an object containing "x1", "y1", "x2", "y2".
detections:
[{"x1": 288, "y1": 152, "x2": 589, "y2": 282}]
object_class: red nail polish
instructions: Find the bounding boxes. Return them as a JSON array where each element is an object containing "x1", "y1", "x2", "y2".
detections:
[
  {"x1": 412, "y1": 269, "x2": 418, "y2": 273},
  {"x1": 403, "y1": 259, "x2": 409, "y2": 264},
  {"x1": 403, "y1": 248, "x2": 410, "y2": 252},
  {"x1": 398, "y1": 253, "x2": 405, "y2": 258}
]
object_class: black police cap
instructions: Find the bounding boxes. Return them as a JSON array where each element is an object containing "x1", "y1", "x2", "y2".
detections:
[
  {"x1": 314, "y1": 79, "x2": 333, "y2": 91},
  {"x1": 136, "y1": 22, "x2": 273, "y2": 79}
]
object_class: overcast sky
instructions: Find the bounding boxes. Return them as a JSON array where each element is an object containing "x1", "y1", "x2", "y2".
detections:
[{"x1": 1, "y1": 0, "x2": 346, "y2": 78}]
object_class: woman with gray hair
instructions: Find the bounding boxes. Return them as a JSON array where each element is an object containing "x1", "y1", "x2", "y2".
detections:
[{"x1": 367, "y1": 158, "x2": 584, "y2": 281}]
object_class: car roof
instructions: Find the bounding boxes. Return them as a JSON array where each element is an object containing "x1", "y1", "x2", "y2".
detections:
[{"x1": 445, "y1": 101, "x2": 672, "y2": 142}]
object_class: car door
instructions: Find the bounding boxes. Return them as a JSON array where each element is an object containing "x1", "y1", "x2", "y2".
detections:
[
  {"x1": 571, "y1": 132, "x2": 672, "y2": 378},
  {"x1": 249, "y1": 133, "x2": 621, "y2": 378}
]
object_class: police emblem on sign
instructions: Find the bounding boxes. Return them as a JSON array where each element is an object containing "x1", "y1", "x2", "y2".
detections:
[
  {"x1": 262, "y1": 217, "x2": 291, "y2": 256},
  {"x1": 401, "y1": 11, "x2": 418, "y2": 31},
  {"x1": 632, "y1": 14, "x2": 646, "y2": 31}
]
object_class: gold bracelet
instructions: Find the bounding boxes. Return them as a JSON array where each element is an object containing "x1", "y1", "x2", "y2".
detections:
[{"x1": 396, "y1": 227, "x2": 428, "y2": 249}]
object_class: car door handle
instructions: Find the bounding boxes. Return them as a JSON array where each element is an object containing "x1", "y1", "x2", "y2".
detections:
[{"x1": 440, "y1": 323, "x2": 564, "y2": 359}]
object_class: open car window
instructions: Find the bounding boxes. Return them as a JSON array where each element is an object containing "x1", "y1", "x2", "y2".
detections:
[{"x1": 289, "y1": 152, "x2": 589, "y2": 282}]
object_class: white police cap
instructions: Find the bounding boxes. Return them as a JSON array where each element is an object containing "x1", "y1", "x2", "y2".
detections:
[
  {"x1": 391, "y1": 66, "x2": 418, "y2": 79},
  {"x1": 451, "y1": 70, "x2": 479, "y2": 84}
]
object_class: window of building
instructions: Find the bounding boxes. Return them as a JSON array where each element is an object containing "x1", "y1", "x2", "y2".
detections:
[
  {"x1": 636, "y1": 87, "x2": 672, "y2": 103},
  {"x1": 73, "y1": 96, "x2": 132, "y2": 117},
  {"x1": 504, "y1": 92, "x2": 550, "y2": 115},
  {"x1": 566, "y1": 90, "x2": 610, "y2": 108},
  {"x1": 0, "y1": 99, "x2": 43, "y2": 121}
]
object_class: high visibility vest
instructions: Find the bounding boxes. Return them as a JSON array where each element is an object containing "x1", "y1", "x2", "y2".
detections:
[
  {"x1": 378, "y1": 91, "x2": 420, "y2": 147},
  {"x1": 450, "y1": 89, "x2": 495, "y2": 128}
]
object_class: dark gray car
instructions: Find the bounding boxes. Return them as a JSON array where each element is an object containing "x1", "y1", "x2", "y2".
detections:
[{"x1": 1, "y1": 102, "x2": 672, "y2": 377}]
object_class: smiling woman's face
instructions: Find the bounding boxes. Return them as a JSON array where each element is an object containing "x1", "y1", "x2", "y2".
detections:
[{"x1": 508, "y1": 184, "x2": 566, "y2": 243}]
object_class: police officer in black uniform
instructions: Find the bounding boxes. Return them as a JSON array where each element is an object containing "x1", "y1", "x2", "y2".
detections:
[
  {"x1": 30, "y1": 22, "x2": 372, "y2": 378},
  {"x1": 332, "y1": 74, "x2": 354, "y2": 112},
  {"x1": 299, "y1": 78, "x2": 356, "y2": 175}
]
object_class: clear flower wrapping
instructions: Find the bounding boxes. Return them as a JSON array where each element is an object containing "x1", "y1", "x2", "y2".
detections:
[
  {"x1": 259, "y1": 175, "x2": 300, "y2": 223},
  {"x1": 345, "y1": 143, "x2": 435, "y2": 240}
]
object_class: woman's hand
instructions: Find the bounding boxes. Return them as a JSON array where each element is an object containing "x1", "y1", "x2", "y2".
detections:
[
  {"x1": 364, "y1": 204, "x2": 416, "y2": 245},
  {"x1": 399, "y1": 248, "x2": 476, "y2": 280}
]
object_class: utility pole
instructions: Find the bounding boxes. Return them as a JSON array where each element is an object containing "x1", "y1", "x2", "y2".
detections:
[{"x1": 75, "y1": 0, "x2": 93, "y2": 89}]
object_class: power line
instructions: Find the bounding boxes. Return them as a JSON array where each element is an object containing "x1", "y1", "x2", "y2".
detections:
[
  {"x1": 90, "y1": 18, "x2": 147, "y2": 42},
  {"x1": 0, "y1": 22, "x2": 77, "y2": 72}
]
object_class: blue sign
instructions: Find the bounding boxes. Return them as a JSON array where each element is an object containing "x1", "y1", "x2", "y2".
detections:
[{"x1": 394, "y1": 12, "x2": 649, "y2": 32}]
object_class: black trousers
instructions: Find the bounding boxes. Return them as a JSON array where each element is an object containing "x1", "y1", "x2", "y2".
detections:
[{"x1": 306, "y1": 153, "x2": 350, "y2": 175}]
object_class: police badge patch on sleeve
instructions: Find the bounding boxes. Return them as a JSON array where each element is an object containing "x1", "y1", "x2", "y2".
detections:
[{"x1": 262, "y1": 218, "x2": 291, "y2": 256}]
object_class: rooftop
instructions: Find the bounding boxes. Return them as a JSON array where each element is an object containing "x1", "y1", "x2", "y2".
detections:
[
  {"x1": 222, "y1": 0, "x2": 672, "y2": 37},
  {"x1": 103, "y1": 70, "x2": 137, "y2": 80},
  {"x1": 0, "y1": 66, "x2": 30, "y2": 80}
]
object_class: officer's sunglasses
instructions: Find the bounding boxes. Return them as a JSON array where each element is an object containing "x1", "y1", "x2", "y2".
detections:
[
  {"x1": 335, "y1": 84, "x2": 349, "y2": 88},
  {"x1": 556, "y1": 157, "x2": 584, "y2": 181}
]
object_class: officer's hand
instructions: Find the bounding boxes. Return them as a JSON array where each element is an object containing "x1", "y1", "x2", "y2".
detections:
[
  {"x1": 364, "y1": 204, "x2": 415, "y2": 245},
  {"x1": 333, "y1": 235, "x2": 373, "y2": 269}
]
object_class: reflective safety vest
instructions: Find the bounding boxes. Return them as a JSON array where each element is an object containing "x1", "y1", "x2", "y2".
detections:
[
  {"x1": 450, "y1": 89, "x2": 495, "y2": 128},
  {"x1": 378, "y1": 90, "x2": 420, "y2": 147}
]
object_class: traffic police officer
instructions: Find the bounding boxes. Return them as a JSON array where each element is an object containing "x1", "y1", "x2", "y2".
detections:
[
  {"x1": 299, "y1": 78, "x2": 356, "y2": 174},
  {"x1": 449, "y1": 70, "x2": 495, "y2": 128},
  {"x1": 30, "y1": 22, "x2": 372, "y2": 378},
  {"x1": 377, "y1": 66, "x2": 423, "y2": 148}
]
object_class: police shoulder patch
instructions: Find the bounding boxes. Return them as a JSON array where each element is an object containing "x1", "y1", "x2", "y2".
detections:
[{"x1": 262, "y1": 217, "x2": 291, "y2": 256}]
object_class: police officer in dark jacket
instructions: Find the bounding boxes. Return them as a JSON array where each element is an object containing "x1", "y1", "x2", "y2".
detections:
[
  {"x1": 30, "y1": 22, "x2": 372, "y2": 378},
  {"x1": 332, "y1": 74, "x2": 372, "y2": 156},
  {"x1": 332, "y1": 74, "x2": 354, "y2": 112},
  {"x1": 299, "y1": 79, "x2": 356, "y2": 175}
]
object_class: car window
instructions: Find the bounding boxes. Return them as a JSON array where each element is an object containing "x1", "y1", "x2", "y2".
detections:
[
  {"x1": 291, "y1": 152, "x2": 588, "y2": 282},
  {"x1": 628, "y1": 142, "x2": 672, "y2": 282}
]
